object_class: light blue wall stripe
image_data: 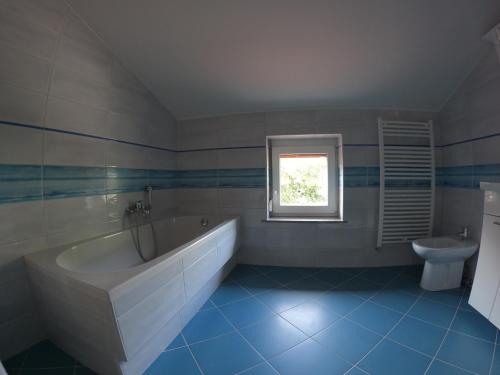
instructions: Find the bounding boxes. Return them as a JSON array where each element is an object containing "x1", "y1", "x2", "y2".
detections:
[
  {"x1": 0, "y1": 165, "x2": 42, "y2": 203},
  {"x1": 2, "y1": 164, "x2": 500, "y2": 203}
]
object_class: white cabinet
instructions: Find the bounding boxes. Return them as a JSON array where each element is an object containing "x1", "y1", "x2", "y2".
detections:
[{"x1": 469, "y1": 185, "x2": 500, "y2": 329}]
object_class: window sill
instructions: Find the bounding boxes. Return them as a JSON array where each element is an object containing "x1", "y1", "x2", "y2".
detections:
[{"x1": 263, "y1": 217, "x2": 347, "y2": 223}]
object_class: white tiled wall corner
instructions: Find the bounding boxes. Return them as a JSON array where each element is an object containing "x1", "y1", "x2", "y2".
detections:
[
  {"x1": 0, "y1": 0, "x2": 177, "y2": 360},
  {"x1": 438, "y1": 45, "x2": 500, "y2": 254}
]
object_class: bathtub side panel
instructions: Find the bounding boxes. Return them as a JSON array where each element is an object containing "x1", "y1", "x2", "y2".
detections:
[
  {"x1": 116, "y1": 273, "x2": 185, "y2": 358},
  {"x1": 216, "y1": 219, "x2": 240, "y2": 266},
  {"x1": 183, "y1": 246, "x2": 219, "y2": 300},
  {"x1": 25, "y1": 261, "x2": 125, "y2": 374}
]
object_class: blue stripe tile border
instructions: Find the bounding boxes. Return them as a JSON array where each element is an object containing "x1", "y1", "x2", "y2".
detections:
[
  {"x1": 0, "y1": 164, "x2": 42, "y2": 203},
  {"x1": 5, "y1": 118, "x2": 500, "y2": 155},
  {"x1": 3, "y1": 164, "x2": 500, "y2": 203},
  {"x1": 0, "y1": 120, "x2": 176, "y2": 153}
]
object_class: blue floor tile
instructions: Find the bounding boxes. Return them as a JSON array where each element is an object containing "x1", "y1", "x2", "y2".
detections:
[
  {"x1": 182, "y1": 309, "x2": 234, "y2": 344},
  {"x1": 267, "y1": 268, "x2": 308, "y2": 285},
  {"x1": 9, "y1": 266, "x2": 496, "y2": 375},
  {"x1": 341, "y1": 277, "x2": 382, "y2": 299},
  {"x1": 239, "y1": 315, "x2": 308, "y2": 359},
  {"x1": 287, "y1": 276, "x2": 331, "y2": 298},
  {"x1": 336, "y1": 267, "x2": 366, "y2": 276},
  {"x1": 256, "y1": 287, "x2": 310, "y2": 313},
  {"x1": 313, "y1": 269, "x2": 353, "y2": 286},
  {"x1": 437, "y1": 331, "x2": 495, "y2": 375},
  {"x1": 345, "y1": 367, "x2": 369, "y2": 375},
  {"x1": 166, "y1": 334, "x2": 186, "y2": 350},
  {"x1": 270, "y1": 339, "x2": 351, "y2": 375},
  {"x1": 144, "y1": 347, "x2": 201, "y2": 375},
  {"x1": 73, "y1": 367, "x2": 98, "y2": 375},
  {"x1": 424, "y1": 288, "x2": 463, "y2": 308},
  {"x1": 371, "y1": 288, "x2": 418, "y2": 313},
  {"x1": 239, "y1": 362, "x2": 278, "y2": 375},
  {"x1": 220, "y1": 297, "x2": 274, "y2": 329},
  {"x1": 451, "y1": 309, "x2": 497, "y2": 342},
  {"x1": 4, "y1": 351, "x2": 27, "y2": 371},
  {"x1": 210, "y1": 280, "x2": 251, "y2": 306},
  {"x1": 238, "y1": 274, "x2": 282, "y2": 295},
  {"x1": 314, "y1": 290, "x2": 365, "y2": 315},
  {"x1": 386, "y1": 274, "x2": 424, "y2": 296},
  {"x1": 229, "y1": 264, "x2": 263, "y2": 280},
  {"x1": 190, "y1": 332, "x2": 262, "y2": 375},
  {"x1": 389, "y1": 316, "x2": 446, "y2": 356},
  {"x1": 314, "y1": 319, "x2": 381, "y2": 363},
  {"x1": 199, "y1": 299, "x2": 215, "y2": 311},
  {"x1": 408, "y1": 297, "x2": 457, "y2": 328},
  {"x1": 348, "y1": 301, "x2": 402, "y2": 335},
  {"x1": 492, "y1": 345, "x2": 500, "y2": 374},
  {"x1": 19, "y1": 369, "x2": 74, "y2": 374},
  {"x1": 22, "y1": 341, "x2": 75, "y2": 369},
  {"x1": 359, "y1": 339, "x2": 431, "y2": 375},
  {"x1": 459, "y1": 297, "x2": 475, "y2": 312},
  {"x1": 280, "y1": 301, "x2": 341, "y2": 335},
  {"x1": 360, "y1": 267, "x2": 401, "y2": 284},
  {"x1": 426, "y1": 360, "x2": 472, "y2": 375},
  {"x1": 400, "y1": 265, "x2": 424, "y2": 280}
]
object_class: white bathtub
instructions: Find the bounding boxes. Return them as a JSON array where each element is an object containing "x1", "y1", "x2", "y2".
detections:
[{"x1": 25, "y1": 215, "x2": 240, "y2": 375}]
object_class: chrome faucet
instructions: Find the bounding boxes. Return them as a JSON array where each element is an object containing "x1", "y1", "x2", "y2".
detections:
[
  {"x1": 126, "y1": 200, "x2": 150, "y2": 216},
  {"x1": 457, "y1": 226, "x2": 469, "y2": 240}
]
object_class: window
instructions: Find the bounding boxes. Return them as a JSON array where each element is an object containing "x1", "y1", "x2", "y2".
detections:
[{"x1": 266, "y1": 134, "x2": 343, "y2": 221}]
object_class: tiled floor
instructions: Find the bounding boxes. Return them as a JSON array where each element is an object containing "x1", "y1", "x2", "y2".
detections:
[{"x1": 5, "y1": 265, "x2": 500, "y2": 375}]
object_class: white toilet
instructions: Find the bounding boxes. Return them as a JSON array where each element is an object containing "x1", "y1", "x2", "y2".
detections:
[{"x1": 412, "y1": 234, "x2": 478, "y2": 291}]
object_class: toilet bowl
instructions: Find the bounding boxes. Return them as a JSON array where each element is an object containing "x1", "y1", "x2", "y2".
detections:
[{"x1": 412, "y1": 236, "x2": 478, "y2": 291}]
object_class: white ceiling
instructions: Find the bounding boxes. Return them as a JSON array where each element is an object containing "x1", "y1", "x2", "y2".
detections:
[{"x1": 68, "y1": 0, "x2": 500, "y2": 120}]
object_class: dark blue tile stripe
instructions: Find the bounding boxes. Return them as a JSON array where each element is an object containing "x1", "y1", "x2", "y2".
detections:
[
  {"x1": 0, "y1": 120, "x2": 176, "y2": 153},
  {"x1": 5, "y1": 118, "x2": 500, "y2": 154}
]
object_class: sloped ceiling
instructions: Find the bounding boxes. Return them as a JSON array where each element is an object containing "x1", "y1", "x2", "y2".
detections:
[{"x1": 68, "y1": 0, "x2": 500, "y2": 119}]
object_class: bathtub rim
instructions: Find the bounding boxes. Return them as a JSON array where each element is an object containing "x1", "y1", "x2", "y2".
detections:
[{"x1": 24, "y1": 215, "x2": 239, "y2": 293}]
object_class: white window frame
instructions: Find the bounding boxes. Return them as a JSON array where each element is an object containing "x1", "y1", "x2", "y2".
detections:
[{"x1": 266, "y1": 134, "x2": 343, "y2": 222}]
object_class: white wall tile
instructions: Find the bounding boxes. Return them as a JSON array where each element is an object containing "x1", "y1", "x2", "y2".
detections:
[
  {"x1": 55, "y1": 38, "x2": 113, "y2": 85},
  {"x1": 217, "y1": 148, "x2": 265, "y2": 169},
  {"x1": 0, "y1": 236, "x2": 47, "y2": 269},
  {"x1": 50, "y1": 65, "x2": 113, "y2": 109},
  {"x1": 147, "y1": 149, "x2": 175, "y2": 170},
  {"x1": 0, "y1": 0, "x2": 178, "y2": 359},
  {"x1": 0, "y1": 46, "x2": 51, "y2": 92},
  {"x1": 106, "y1": 142, "x2": 149, "y2": 169},
  {"x1": 0, "y1": 125, "x2": 43, "y2": 164},
  {"x1": 0, "y1": 201, "x2": 44, "y2": 246},
  {"x1": 44, "y1": 131, "x2": 107, "y2": 167},
  {"x1": 177, "y1": 120, "x2": 219, "y2": 150},
  {"x1": 45, "y1": 96, "x2": 109, "y2": 137},
  {"x1": 107, "y1": 111, "x2": 149, "y2": 145},
  {"x1": 176, "y1": 150, "x2": 218, "y2": 170},
  {"x1": 217, "y1": 188, "x2": 266, "y2": 209},
  {"x1": 110, "y1": 59, "x2": 147, "y2": 93},
  {"x1": 0, "y1": 8, "x2": 58, "y2": 59},
  {"x1": 0, "y1": 312, "x2": 45, "y2": 359},
  {"x1": 0, "y1": 83, "x2": 46, "y2": 125},
  {"x1": 62, "y1": 12, "x2": 107, "y2": 53},
  {"x1": 45, "y1": 195, "x2": 108, "y2": 234}
]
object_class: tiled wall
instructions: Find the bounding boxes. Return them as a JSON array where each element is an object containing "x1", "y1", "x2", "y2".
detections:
[
  {"x1": 436, "y1": 44, "x2": 500, "y2": 248},
  {"x1": 0, "y1": 0, "x2": 177, "y2": 359},
  {"x1": 176, "y1": 109, "x2": 437, "y2": 269}
]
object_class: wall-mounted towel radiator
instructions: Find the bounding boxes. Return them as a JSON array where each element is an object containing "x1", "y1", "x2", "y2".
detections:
[{"x1": 377, "y1": 119, "x2": 435, "y2": 248}]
